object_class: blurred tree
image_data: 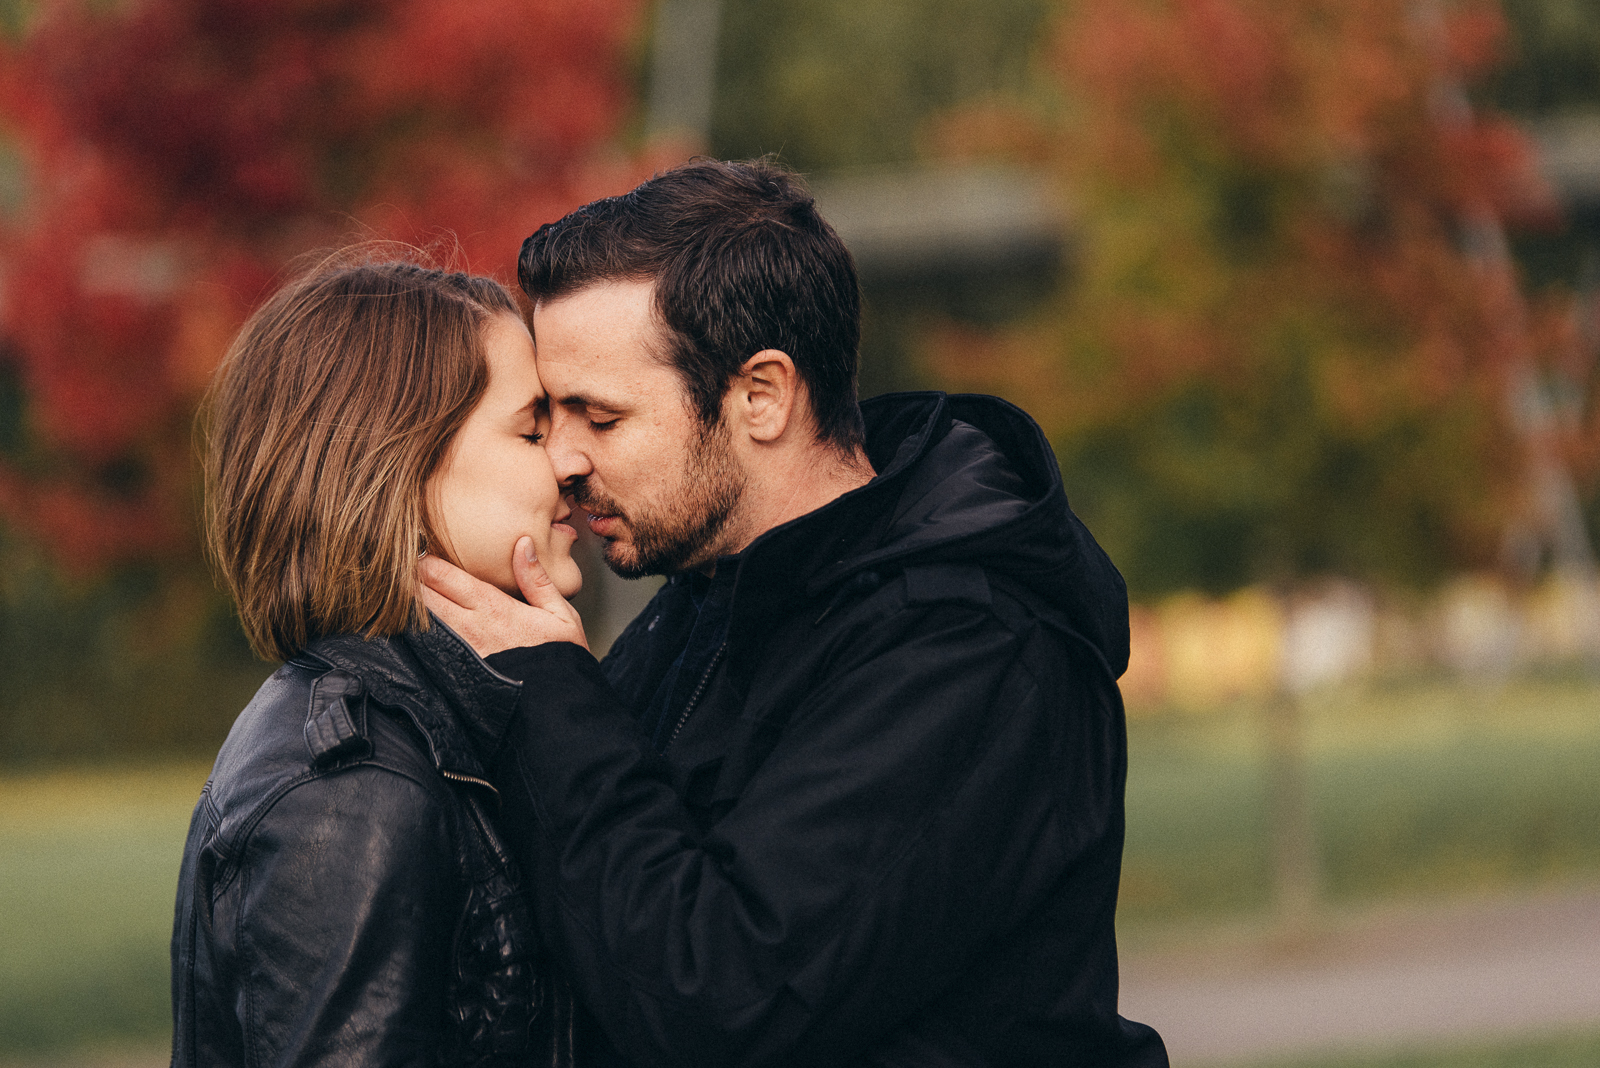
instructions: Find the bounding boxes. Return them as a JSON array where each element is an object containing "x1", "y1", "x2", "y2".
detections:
[
  {"x1": 1477, "y1": 1, "x2": 1600, "y2": 300},
  {"x1": 925, "y1": 0, "x2": 1565, "y2": 595},
  {"x1": 706, "y1": 0, "x2": 1064, "y2": 401},
  {"x1": 0, "y1": 0, "x2": 644, "y2": 761},
  {"x1": 1490, "y1": 0, "x2": 1600, "y2": 115},
  {"x1": 0, "y1": 0, "x2": 642, "y2": 574},
  {"x1": 711, "y1": 0, "x2": 1052, "y2": 171}
]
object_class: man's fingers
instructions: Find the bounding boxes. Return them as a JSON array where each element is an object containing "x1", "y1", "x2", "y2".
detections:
[
  {"x1": 423, "y1": 566, "x2": 536, "y2": 656},
  {"x1": 513, "y1": 537, "x2": 564, "y2": 609},
  {"x1": 418, "y1": 541, "x2": 590, "y2": 656},
  {"x1": 510, "y1": 538, "x2": 589, "y2": 648},
  {"x1": 420, "y1": 554, "x2": 491, "y2": 608},
  {"x1": 420, "y1": 584, "x2": 470, "y2": 628}
]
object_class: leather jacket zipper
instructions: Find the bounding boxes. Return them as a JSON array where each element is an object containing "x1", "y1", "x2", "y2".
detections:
[
  {"x1": 666, "y1": 642, "x2": 726, "y2": 751},
  {"x1": 441, "y1": 769, "x2": 498, "y2": 797}
]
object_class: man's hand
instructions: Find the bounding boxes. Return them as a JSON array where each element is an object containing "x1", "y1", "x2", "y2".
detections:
[{"x1": 420, "y1": 536, "x2": 589, "y2": 656}]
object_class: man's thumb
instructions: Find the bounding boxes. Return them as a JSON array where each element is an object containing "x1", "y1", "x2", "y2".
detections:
[{"x1": 513, "y1": 536, "x2": 558, "y2": 605}]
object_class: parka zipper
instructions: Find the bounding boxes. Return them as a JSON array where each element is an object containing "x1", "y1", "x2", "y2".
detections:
[{"x1": 666, "y1": 642, "x2": 727, "y2": 751}]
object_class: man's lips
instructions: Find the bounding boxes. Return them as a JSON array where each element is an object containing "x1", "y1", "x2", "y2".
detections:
[
  {"x1": 566, "y1": 491, "x2": 622, "y2": 537},
  {"x1": 584, "y1": 512, "x2": 620, "y2": 536}
]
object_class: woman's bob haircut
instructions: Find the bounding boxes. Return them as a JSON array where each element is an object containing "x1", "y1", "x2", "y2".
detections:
[{"x1": 202, "y1": 248, "x2": 517, "y2": 662}]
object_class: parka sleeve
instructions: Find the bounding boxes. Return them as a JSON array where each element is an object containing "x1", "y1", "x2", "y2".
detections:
[
  {"x1": 229, "y1": 766, "x2": 457, "y2": 1068},
  {"x1": 493, "y1": 595, "x2": 1124, "y2": 1068}
]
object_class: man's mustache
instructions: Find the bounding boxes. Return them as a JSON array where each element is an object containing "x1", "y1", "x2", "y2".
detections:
[{"x1": 566, "y1": 478, "x2": 624, "y2": 521}]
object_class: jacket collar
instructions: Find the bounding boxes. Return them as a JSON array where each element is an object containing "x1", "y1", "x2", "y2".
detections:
[
  {"x1": 710, "y1": 390, "x2": 1129, "y2": 674},
  {"x1": 304, "y1": 616, "x2": 520, "y2": 780},
  {"x1": 720, "y1": 392, "x2": 952, "y2": 644},
  {"x1": 725, "y1": 391, "x2": 1072, "y2": 638}
]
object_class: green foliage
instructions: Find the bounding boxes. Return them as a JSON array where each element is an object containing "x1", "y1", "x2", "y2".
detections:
[
  {"x1": 1492, "y1": 0, "x2": 1600, "y2": 115},
  {"x1": 0, "y1": 137, "x2": 23, "y2": 219},
  {"x1": 707, "y1": 0, "x2": 1065, "y2": 401},
  {"x1": 711, "y1": 0, "x2": 1052, "y2": 171},
  {"x1": 0, "y1": 532, "x2": 266, "y2": 767},
  {"x1": 0, "y1": 0, "x2": 30, "y2": 41},
  {"x1": 925, "y1": 0, "x2": 1548, "y2": 595},
  {"x1": 1054, "y1": 372, "x2": 1501, "y2": 596}
]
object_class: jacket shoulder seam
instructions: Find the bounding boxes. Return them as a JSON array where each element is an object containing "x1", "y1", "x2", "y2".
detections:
[{"x1": 209, "y1": 761, "x2": 454, "y2": 903}]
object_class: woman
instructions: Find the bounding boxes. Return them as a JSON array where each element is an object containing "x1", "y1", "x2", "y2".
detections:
[{"x1": 170, "y1": 250, "x2": 586, "y2": 1067}]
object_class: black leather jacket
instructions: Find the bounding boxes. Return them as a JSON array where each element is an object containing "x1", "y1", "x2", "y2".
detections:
[{"x1": 169, "y1": 619, "x2": 578, "y2": 1068}]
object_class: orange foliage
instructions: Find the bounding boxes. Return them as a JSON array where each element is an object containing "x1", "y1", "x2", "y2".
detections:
[{"x1": 928, "y1": 0, "x2": 1563, "y2": 584}]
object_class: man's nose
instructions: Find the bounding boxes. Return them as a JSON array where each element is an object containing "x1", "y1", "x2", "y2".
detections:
[{"x1": 544, "y1": 415, "x2": 592, "y2": 487}]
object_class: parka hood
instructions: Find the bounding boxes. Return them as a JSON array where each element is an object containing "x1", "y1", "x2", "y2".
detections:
[{"x1": 732, "y1": 392, "x2": 1130, "y2": 677}]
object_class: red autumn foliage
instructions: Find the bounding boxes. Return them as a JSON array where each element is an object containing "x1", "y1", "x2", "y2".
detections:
[{"x1": 0, "y1": 0, "x2": 648, "y2": 574}]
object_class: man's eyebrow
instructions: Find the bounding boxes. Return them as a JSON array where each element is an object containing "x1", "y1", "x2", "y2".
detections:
[{"x1": 556, "y1": 393, "x2": 624, "y2": 412}]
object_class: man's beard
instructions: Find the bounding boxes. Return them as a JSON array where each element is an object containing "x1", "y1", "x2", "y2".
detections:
[{"x1": 570, "y1": 416, "x2": 746, "y2": 578}]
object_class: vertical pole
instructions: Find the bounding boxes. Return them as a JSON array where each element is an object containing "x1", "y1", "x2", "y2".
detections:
[
  {"x1": 582, "y1": 0, "x2": 722, "y2": 652},
  {"x1": 646, "y1": 0, "x2": 724, "y2": 146},
  {"x1": 1265, "y1": 687, "x2": 1320, "y2": 934}
]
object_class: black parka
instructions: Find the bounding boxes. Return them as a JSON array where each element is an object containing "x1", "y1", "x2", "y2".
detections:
[{"x1": 486, "y1": 392, "x2": 1168, "y2": 1068}]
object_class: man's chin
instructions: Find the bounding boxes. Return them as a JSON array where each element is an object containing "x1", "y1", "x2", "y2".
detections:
[{"x1": 601, "y1": 540, "x2": 657, "y2": 580}]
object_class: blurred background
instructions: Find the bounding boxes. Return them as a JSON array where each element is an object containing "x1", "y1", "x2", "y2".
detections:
[{"x1": 3, "y1": 0, "x2": 1600, "y2": 1065}]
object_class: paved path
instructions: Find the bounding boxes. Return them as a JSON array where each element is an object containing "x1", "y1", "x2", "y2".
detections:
[{"x1": 1118, "y1": 886, "x2": 1600, "y2": 1064}]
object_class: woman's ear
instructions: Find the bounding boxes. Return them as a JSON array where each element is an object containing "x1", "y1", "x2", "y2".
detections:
[{"x1": 732, "y1": 349, "x2": 798, "y2": 443}]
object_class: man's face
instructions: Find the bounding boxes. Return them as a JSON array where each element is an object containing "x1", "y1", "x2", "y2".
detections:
[{"x1": 531, "y1": 279, "x2": 746, "y2": 577}]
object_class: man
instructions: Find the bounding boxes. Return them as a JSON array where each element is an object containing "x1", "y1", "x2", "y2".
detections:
[{"x1": 422, "y1": 158, "x2": 1167, "y2": 1067}]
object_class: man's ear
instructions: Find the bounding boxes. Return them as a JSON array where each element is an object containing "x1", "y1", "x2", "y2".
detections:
[{"x1": 731, "y1": 349, "x2": 798, "y2": 443}]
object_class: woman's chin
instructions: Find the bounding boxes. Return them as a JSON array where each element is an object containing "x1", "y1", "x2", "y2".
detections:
[{"x1": 554, "y1": 563, "x2": 583, "y2": 599}]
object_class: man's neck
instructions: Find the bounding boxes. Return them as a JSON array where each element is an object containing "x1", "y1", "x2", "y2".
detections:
[{"x1": 712, "y1": 445, "x2": 875, "y2": 567}]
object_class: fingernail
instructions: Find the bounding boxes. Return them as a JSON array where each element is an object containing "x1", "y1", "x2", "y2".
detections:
[{"x1": 523, "y1": 538, "x2": 537, "y2": 562}]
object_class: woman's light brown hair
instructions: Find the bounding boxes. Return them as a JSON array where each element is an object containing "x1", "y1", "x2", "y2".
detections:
[{"x1": 202, "y1": 249, "x2": 516, "y2": 661}]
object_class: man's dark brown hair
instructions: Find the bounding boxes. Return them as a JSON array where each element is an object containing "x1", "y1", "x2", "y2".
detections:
[{"x1": 517, "y1": 157, "x2": 866, "y2": 454}]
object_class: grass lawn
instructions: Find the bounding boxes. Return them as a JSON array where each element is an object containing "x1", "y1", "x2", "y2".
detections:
[
  {"x1": 2, "y1": 676, "x2": 1599, "y2": 1060},
  {"x1": 1120, "y1": 674, "x2": 1600, "y2": 924},
  {"x1": 0, "y1": 762, "x2": 209, "y2": 1058}
]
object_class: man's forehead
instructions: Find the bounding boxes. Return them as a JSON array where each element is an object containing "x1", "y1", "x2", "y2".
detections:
[
  {"x1": 530, "y1": 281, "x2": 678, "y2": 392},
  {"x1": 535, "y1": 358, "x2": 626, "y2": 409},
  {"x1": 531, "y1": 277, "x2": 656, "y2": 330}
]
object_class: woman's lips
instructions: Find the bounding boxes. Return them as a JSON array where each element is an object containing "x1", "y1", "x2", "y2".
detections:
[
  {"x1": 547, "y1": 505, "x2": 579, "y2": 537},
  {"x1": 550, "y1": 506, "x2": 577, "y2": 540}
]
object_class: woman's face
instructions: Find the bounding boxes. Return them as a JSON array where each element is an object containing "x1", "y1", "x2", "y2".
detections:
[{"x1": 427, "y1": 313, "x2": 583, "y2": 599}]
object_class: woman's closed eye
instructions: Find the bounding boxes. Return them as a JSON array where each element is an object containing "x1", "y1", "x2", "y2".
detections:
[{"x1": 521, "y1": 432, "x2": 545, "y2": 445}]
